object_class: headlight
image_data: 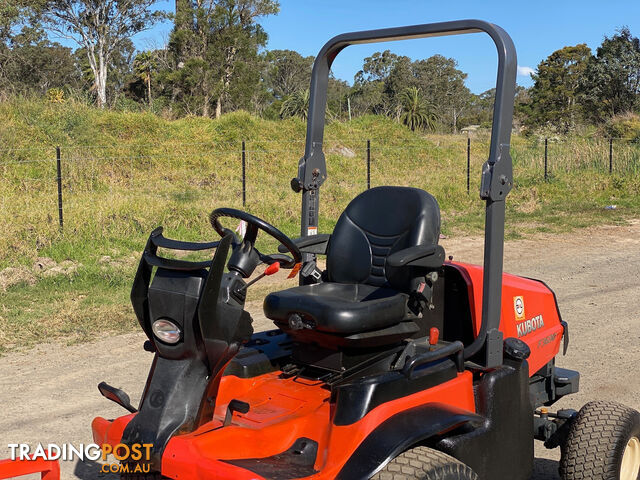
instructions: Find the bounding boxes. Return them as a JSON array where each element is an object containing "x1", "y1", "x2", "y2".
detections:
[{"x1": 152, "y1": 319, "x2": 181, "y2": 344}]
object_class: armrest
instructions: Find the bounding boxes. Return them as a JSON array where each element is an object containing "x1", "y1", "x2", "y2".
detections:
[
  {"x1": 386, "y1": 244, "x2": 445, "y2": 269},
  {"x1": 278, "y1": 233, "x2": 331, "y2": 255}
]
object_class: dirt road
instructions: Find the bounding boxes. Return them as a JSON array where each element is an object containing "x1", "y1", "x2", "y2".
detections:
[{"x1": 1, "y1": 220, "x2": 639, "y2": 479}]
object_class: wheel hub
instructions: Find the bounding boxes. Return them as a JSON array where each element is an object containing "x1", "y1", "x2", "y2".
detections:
[{"x1": 620, "y1": 436, "x2": 640, "y2": 480}]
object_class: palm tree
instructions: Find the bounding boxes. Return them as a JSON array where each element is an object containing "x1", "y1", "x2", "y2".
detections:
[
  {"x1": 399, "y1": 87, "x2": 437, "y2": 132},
  {"x1": 133, "y1": 51, "x2": 157, "y2": 107},
  {"x1": 280, "y1": 89, "x2": 310, "y2": 120}
]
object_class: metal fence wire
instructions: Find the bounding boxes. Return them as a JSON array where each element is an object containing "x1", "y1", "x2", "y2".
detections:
[{"x1": 0, "y1": 136, "x2": 638, "y2": 238}]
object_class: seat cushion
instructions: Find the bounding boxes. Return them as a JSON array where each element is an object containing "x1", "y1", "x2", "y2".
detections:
[{"x1": 263, "y1": 283, "x2": 407, "y2": 335}]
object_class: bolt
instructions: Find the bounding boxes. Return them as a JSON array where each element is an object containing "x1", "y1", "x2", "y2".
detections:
[{"x1": 288, "y1": 313, "x2": 304, "y2": 330}]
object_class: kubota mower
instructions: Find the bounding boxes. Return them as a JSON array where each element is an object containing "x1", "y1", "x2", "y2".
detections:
[{"x1": 92, "y1": 20, "x2": 640, "y2": 480}]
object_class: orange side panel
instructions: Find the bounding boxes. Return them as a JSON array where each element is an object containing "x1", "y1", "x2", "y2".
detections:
[
  {"x1": 161, "y1": 370, "x2": 475, "y2": 480},
  {"x1": 0, "y1": 455, "x2": 60, "y2": 480},
  {"x1": 162, "y1": 373, "x2": 332, "y2": 479},
  {"x1": 92, "y1": 413, "x2": 136, "y2": 447},
  {"x1": 448, "y1": 261, "x2": 564, "y2": 374},
  {"x1": 93, "y1": 370, "x2": 475, "y2": 480}
]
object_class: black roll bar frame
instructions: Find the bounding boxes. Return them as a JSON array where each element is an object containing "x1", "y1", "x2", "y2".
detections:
[{"x1": 293, "y1": 20, "x2": 517, "y2": 367}]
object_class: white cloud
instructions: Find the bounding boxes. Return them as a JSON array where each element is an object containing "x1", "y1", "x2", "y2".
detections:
[{"x1": 517, "y1": 66, "x2": 535, "y2": 77}]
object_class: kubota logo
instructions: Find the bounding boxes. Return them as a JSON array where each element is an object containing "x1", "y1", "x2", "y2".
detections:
[{"x1": 516, "y1": 314, "x2": 544, "y2": 338}]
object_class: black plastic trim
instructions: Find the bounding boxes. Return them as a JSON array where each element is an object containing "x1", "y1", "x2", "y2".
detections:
[
  {"x1": 436, "y1": 361, "x2": 533, "y2": 480},
  {"x1": 332, "y1": 357, "x2": 459, "y2": 426},
  {"x1": 336, "y1": 403, "x2": 482, "y2": 480},
  {"x1": 402, "y1": 341, "x2": 464, "y2": 376},
  {"x1": 143, "y1": 252, "x2": 211, "y2": 271},
  {"x1": 223, "y1": 437, "x2": 318, "y2": 480},
  {"x1": 150, "y1": 230, "x2": 219, "y2": 251},
  {"x1": 278, "y1": 234, "x2": 331, "y2": 255}
]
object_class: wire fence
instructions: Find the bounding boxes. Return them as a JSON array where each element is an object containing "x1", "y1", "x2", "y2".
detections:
[{"x1": 0, "y1": 136, "x2": 639, "y2": 258}]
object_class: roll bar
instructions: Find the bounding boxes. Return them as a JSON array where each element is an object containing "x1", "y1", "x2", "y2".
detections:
[{"x1": 293, "y1": 19, "x2": 517, "y2": 368}]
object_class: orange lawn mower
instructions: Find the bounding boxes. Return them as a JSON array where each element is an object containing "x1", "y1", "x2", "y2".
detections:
[{"x1": 89, "y1": 20, "x2": 640, "y2": 480}]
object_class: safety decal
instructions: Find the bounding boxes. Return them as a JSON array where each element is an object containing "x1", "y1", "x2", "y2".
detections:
[{"x1": 514, "y1": 296, "x2": 525, "y2": 321}]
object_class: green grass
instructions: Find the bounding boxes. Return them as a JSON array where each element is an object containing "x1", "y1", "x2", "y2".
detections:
[{"x1": 1, "y1": 97, "x2": 639, "y2": 353}]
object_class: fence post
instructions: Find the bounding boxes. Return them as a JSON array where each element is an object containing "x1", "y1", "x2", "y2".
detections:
[
  {"x1": 466, "y1": 137, "x2": 471, "y2": 195},
  {"x1": 366, "y1": 139, "x2": 371, "y2": 190},
  {"x1": 241, "y1": 140, "x2": 246, "y2": 206},
  {"x1": 56, "y1": 146, "x2": 63, "y2": 231},
  {"x1": 609, "y1": 138, "x2": 613, "y2": 174},
  {"x1": 544, "y1": 138, "x2": 548, "y2": 181}
]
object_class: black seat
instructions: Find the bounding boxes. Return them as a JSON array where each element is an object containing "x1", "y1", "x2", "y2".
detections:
[
  {"x1": 264, "y1": 283, "x2": 406, "y2": 334},
  {"x1": 264, "y1": 186, "x2": 441, "y2": 348}
]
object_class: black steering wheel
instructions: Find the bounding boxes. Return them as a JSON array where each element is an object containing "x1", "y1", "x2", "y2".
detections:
[{"x1": 210, "y1": 208, "x2": 302, "y2": 273}]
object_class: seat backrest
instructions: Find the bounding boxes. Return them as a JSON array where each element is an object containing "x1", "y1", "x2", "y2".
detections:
[{"x1": 326, "y1": 186, "x2": 440, "y2": 292}]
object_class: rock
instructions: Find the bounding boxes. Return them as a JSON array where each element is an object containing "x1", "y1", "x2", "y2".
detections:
[
  {"x1": 32, "y1": 257, "x2": 57, "y2": 272},
  {"x1": 328, "y1": 145, "x2": 356, "y2": 158},
  {"x1": 0, "y1": 267, "x2": 36, "y2": 291}
]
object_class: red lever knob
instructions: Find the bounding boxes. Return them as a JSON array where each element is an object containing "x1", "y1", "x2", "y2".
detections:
[
  {"x1": 264, "y1": 262, "x2": 280, "y2": 276},
  {"x1": 429, "y1": 327, "x2": 440, "y2": 346}
]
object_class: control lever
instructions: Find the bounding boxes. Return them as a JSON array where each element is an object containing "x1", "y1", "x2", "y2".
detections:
[
  {"x1": 239, "y1": 262, "x2": 280, "y2": 291},
  {"x1": 224, "y1": 399, "x2": 250, "y2": 427},
  {"x1": 429, "y1": 327, "x2": 440, "y2": 351},
  {"x1": 98, "y1": 382, "x2": 138, "y2": 413}
]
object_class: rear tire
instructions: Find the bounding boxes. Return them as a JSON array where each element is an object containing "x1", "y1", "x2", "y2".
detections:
[
  {"x1": 371, "y1": 446, "x2": 478, "y2": 480},
  {"x1": 560, "y1": 400, "x2": 640, "y2": 480}
]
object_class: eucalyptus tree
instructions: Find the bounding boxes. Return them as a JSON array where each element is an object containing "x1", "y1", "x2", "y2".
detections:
[{"x1": 40, "y1": 0, "x2": 165, "y2": 107}]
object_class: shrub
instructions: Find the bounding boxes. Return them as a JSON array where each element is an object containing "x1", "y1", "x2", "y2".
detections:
[{"x1": 604, "y1": 112, "x2": 640, "y2": 142}]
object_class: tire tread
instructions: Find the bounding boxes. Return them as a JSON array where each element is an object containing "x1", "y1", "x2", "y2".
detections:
[
  {"x1": 372, "y1": 446, "x2": 477, "y2": 480},
  {"x1": 560, "y1": 400, "x2": 640, "y2": 480}
]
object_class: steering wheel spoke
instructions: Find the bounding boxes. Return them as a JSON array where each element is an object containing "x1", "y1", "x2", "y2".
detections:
[
  {"x1": 260, "y1": 252, "x2": 295, "y2": 268},
  {"x1": 243, "y1": 223, "x2": 259, "y2": 244}
]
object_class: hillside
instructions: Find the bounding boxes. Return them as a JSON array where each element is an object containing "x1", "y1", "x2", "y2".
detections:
[{"x1": 0, "y1": 98, "x2": 639, "y2": 351}]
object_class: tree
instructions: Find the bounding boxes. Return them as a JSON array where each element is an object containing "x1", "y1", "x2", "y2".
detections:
[
  {"x1": 0, "y1": 4, "x2": 20, "y2": 43},
  {"x1": 350, "y1": 51, "x2": 471, "y2": 131},
  {"x1": 2, "y1": 35, "x2": 79, "y2": 95},
  {"x1": 134, "y1": 51, "x2": 157, "y2": 106},
  {"x1": 527, "y1": 44, "x2": 591, "y2": 132},
  {"x1": 581, "y1": 27, "x2": 640, "y2": 120},
  {"x1": 39, "y1": 0, "x2": 165, "y2": 107},
  {"x1": 0, "y1": 1, "x2": 43, "y2": 93},
  {"x1": 351, "y1": 50, "x2": 409, "y2": 116},
  {"x1": 263, "y1": 49, "x2": 312, "y2": 99},
  {"x1": 75, "y1": 39, "x2": 135, "y2": 106},
  {"x1": 167, "y1": 0, "x2": 279, "y2": 117},
  {"x1": 399, "y1": 86, "x2": 437, "y2": 131},
  {"x1": 462, "y1": 88, "x2": 495, "y2": 127},
  {"x1": 412, "y1": 55, "x2": 471, "y2": 133},
  {"x1": 0, "y1": 2, "x2": 80, "y2": 97},
  {"x1": 327, "y1": 76, "x2": 350, "y2": 119}
]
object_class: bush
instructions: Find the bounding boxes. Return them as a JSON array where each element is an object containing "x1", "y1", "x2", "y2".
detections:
[{"x1": 604, "y1": 112, "x2": 640, "y2": 142}]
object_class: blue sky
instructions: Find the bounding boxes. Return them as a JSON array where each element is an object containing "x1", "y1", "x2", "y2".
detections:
[{"x1": 137, "y1": 0, "x2": 640, "y2": 94}]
